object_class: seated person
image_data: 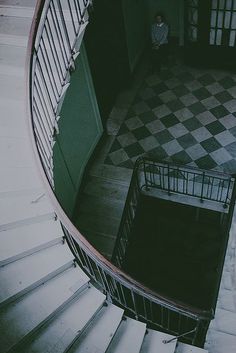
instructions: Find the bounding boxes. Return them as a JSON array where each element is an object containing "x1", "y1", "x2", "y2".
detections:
[{"x1": 151, "y1": 13, "x2": 169, "y2": 72}]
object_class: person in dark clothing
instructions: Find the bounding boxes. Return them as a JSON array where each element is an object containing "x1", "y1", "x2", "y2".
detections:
[{"x1": 151, "y1": 13, "x2": 169, "y2": 72}]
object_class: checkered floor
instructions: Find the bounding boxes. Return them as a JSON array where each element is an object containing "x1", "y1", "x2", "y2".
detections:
[{"x1": 104, "y1": 63, "x2": 236, "y2": 174}]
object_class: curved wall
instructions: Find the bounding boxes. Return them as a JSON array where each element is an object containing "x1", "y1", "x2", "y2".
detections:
[{"x1": 53, "y1": 44, "x2": 103, "y2": 216}]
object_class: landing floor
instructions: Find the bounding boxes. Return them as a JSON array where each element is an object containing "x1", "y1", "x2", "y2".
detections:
[
  {"x1": 105, "y1": 62, "x2": 236, "y2": 174},
  {"x1": 123, "y1": 195, "x2": 224, "y2": 310}
]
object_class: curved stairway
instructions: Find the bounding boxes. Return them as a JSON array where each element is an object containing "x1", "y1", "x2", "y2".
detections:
[{"x1": 0, "y1": 1, "x2": 233, "y2": 352}]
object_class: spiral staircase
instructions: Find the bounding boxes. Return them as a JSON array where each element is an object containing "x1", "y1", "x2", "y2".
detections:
[{"x1": 0, "y1": 1, "x2": 235, "y2": 352}]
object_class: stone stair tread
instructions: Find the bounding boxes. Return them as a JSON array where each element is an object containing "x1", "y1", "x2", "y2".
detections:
[
  {"x1": 0, "y1": 4, "x2": 34, "y2": 18},
  {"x1": 209, "y1": 307, "x2": 236, "y2": 336},
  {"x1": 0, "y1": 218, "x2": 64, "y2": 266},
  {"x1": 0, "y1": 0, "x2": 36, "y2": 8},
  {"x1": 69, "y1": 303, "x2": 124, "y2": 353},
  {"x1": 0, "y1": 265, "x2": 89, "y2": 353},
  {"x1": 106, "y1": 317, "x2": 146, "y2": 353},
  {"x1": 0, "y1": 43, "x2": 26, "y2": 69},
  {"x1": 89, "y1": 163, "x2": 132, "y2": 185},
  {"x1": 140, "y1": 329, "x2": 177, "y2": 353},
  {"x1": 0, "y1": 15, "x2": 31, "y2": 37},
  {"x1": 84, "y1": 176, "x2": 128, "y2": 202},
  {"x1": 0, "y1": 33, "x2": 28, "y2": 46},
  {"x1": 176, "y1": 342, "x2": 208, "y2": 353},
  {"x1": 0, "y1": 243, "x2": 76, "y2": 305},
  {"x1": 0, "y1": 167, "x2": 43, "y2": 194},
  {"x1": 205, "y1": 328, "x2": 236, "y2": 353},
  {"x1": 79, "y1": 229, "x2": 116, "y2": 259},
  {"x1": 0, "y1": 188, "x2": 54, "y2": 228},
  {"x1": 0, "y1": 73, "x2": 25, "y2": 101},
  {"x1": 17, "y1": 286, "x2": 106, "y2": 353},
  {"x1": 0, "y1": 98, "x2": 28, "y2": 138},
  {"x1": 76, "y1": 210, "x2": 120, "y2": 237},
  {"x1": 76, "y1": 193, "x2": 125, "y2": 220}
]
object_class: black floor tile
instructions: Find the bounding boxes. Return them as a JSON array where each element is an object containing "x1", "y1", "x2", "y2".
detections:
[
  {"x1": 189, "y1": 102, "x2": 206, "y2": 115},
  {"x1": 172, "y1": 150, "x2": 192, "y2": 164},
  {"x1": 183, "y1": 118, "x2": 202, "y2": 131},
  {"x1": 177, "y1": 133, "x2": 197, "y2": 149},
  {"x1": 205, "y1": 121, "x2": 226, "y2": 135},
  {"x1": 219, "y1": 77, "x2": 236, "y2": 89},
  {"x1": 155, "y1": 130, "x2": 173, "y2": 144},
  {"x1": 167, "y1": 99, "x2": 185, "y2": 112},
  {"x1": 195, "y1": 155, "x2": 217, "y2": 169},
  {"x1": 125, "y1": 142, "x2": 144, "y2": 158},
  {"x1": 198, "y1": 74, "x2": 215, "y2": 86},
  {"x1": 210, "y1": 105, "x2": 229, "y2": 119},
  {"x1": 214, "y1": 91, "x2": 233, "y2": 104},
  {"x1": 161, "y1": 114, "x2": 179, "y2": 128},
  {"x1": 201, "y1": 137, "x2": 222, "y2": 153},
  {"x1": 132, "y1": 126, "x2": 151, "y2": 139},
  {"x1": 193, "y1": 87, "x2": 211, "y2": 100}
]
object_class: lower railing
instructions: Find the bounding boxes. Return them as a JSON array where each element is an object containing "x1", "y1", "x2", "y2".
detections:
[
  {"x1": 112, "y1": 157, "x2": 236, "y2": 268},
  {"x1": 27, "y1": 0, "x2": 232, "y2": 348},
  {"x1": 64, "y1": 224, "x2": 212, "y2": 346}
]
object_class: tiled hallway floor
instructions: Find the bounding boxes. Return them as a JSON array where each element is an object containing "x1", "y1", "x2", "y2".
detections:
[{"x1": 105, "y1": 62, "x2": 236, "y2": 174}]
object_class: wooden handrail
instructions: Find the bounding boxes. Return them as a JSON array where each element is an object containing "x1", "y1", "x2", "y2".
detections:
[{"x1": 25, "y1": 0, "x2": 214, "y2": 327}]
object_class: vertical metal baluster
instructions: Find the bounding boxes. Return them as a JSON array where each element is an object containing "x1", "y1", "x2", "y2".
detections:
[
  {"x1": 56, "y1": 0, "x2": 74, "y2": 51},
  {"x1": 224, "y1": 178, "x2": 232, "y2": 208},
  {"x1": 34, "y1": 74, "x2": 54, "y2": 133},
  {"x1": 200, "y1": 172, "x2": 205, "y2": 202},
  {"x1": 45, "y1": 18, "x2": 65, "y2": 79},
  {"x1": 44, "y1": 23, "x2": 64, "y2": 84},
  {"x1": 38, "y1": 42, "x2": 59, "y2": 102}
]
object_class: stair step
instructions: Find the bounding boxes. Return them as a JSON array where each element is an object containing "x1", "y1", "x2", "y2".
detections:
[
  {"x1": 205, "y1": 328, "x2": 236, "y2": 353},
  {"x1": 79, "y1": 229, "x2": 116, "y2": 259},
  {"x1": 0, "y1": 218, "x2": 64, "y2": 266},
  {"x1": 84, "y1": 177, "x2": 128, "y2": 202},
  {"x1": 0, "y1": 99, "x2": 28, "y2": 138},
  {"x1": 0, "y1": 43, "x2": 26, "y2": 76},
  {"x1": 89, "y1": 162, "x2": 132, "y2": 185},
  {"x1": 0, "y1": 15, "x2": 31, "y2": 37},
  {"x1": 76, "y1": 210, "x2": 120, "y2": 237},
  {"x1": 0, "y1": 5, "x2": 34, "y2": 18},
  {"x1": 0, "y1": 189, "x2": 54, "y2": 230},
  {"x1": 0, "y1": 243, "x2": 75, "y2": 306},
  {"x1": 17, "y1": 286, "x2": 106, "y2": 353},
  {"x1": 0, "y1": 136, "x2": 37, "y2": 170},
  {"x1": 0, "y1": 0, "x2": 36, "y2": 8},
  {"x1": 0, "y1": 265, "x2": 89, "y2": 353},
  {"x1": 209, "y1": 308, "x2": 236, "y2": 336},
  {"x1": 69, "y1": 303, "x2": 124, "y2": 353},
  {"x1": 76, "y1": 194, "x2": 125, "y2": 220},
  {"x1": 0, "y1": 73, "x2": 25, "y2": 101},
  {"x1": 140, "y1": 329, "x2": 177, "y2": 353},
  {"x1": 106, "y1": 317, "x2": 146, "y2": 353},
  {"x1": 176, "y1": 342, "x2": 208, "y2": 353},
  {"x1": 0, "y1": 33, "x2": 27, "y2": 46}
]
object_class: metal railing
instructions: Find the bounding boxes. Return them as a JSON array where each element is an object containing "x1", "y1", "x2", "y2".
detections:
[
  {"x1": 113, "y1": 156, "x2": 236, "y2": 268},
  {"x1": 140, "y1": 158, "x2": 235, "y2": 207},
  {"x1": 26, "y1": 0, "x2": 227, "y2": 347}
]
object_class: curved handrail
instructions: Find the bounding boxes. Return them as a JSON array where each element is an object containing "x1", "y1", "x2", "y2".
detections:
[{"x1": 26, "y1": 0, "x2": 214, "y2": 344}]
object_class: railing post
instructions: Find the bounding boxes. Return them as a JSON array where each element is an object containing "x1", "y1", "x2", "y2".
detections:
[
  {"x1": 167, "y1": 163, "x2": 171, "y2": 196},
  {"x1": 200, "y1": 172, "x2": 205, "y2": 203}
]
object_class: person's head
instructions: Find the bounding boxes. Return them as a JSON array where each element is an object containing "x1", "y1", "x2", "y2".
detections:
[{"x1": 155, "y1": 13, "x2": 164, "y2": 24}]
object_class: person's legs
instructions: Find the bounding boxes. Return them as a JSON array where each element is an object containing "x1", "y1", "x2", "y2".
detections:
[
  {"x1": 151, "y1": 48, "x2": 161, "y2": 72},
  {"x1": 159, "y1": 44, "x2": 169, "y2": 67}
]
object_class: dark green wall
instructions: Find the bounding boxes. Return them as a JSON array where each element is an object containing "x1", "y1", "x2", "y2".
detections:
[
  {"x1": 53, "y1": 44, "x2": 103, "y2": 216},
  {"x1": 122, "y1": 0, "x2": 149, "y2": 72}
]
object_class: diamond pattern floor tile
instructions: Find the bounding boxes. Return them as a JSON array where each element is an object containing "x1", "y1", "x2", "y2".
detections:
[{"x1": 105, "y1": 63, "x2": 236, "y2": 173}]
